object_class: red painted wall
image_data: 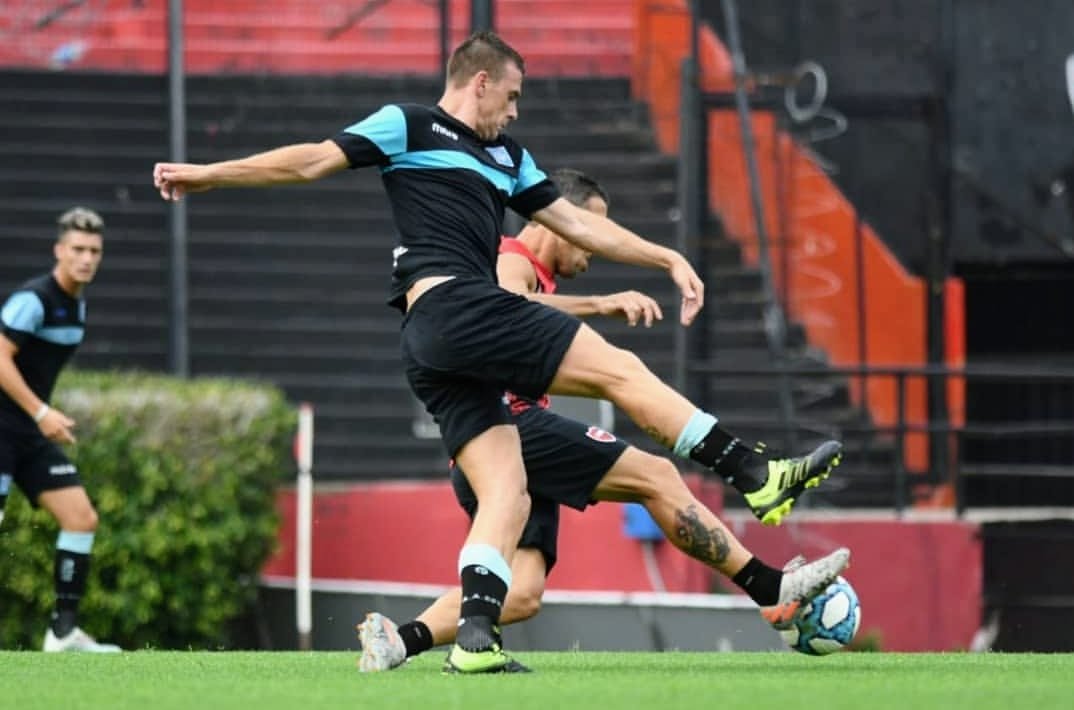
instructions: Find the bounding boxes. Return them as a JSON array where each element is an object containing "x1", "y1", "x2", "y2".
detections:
[
  {"x1": 264, "y1": 480, "x2": 981, "y2": 651},
  {"x1": 0, "y1": 0, "x2": 633, "y2": 76}
]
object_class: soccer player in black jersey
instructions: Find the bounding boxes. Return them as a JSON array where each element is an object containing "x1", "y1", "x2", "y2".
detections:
[
  {"x1": 355, "y1": 170, "x2": 850, "y2": 672},
  {"x1": 153, "y1": 32, "x2": 846, "y2": 673},
  {"x1": 0, "y1": 207, "x2": 120, "y2": 652}
]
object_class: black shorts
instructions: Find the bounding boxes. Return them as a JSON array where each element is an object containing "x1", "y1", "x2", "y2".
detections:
[
  {"x1": 452, "y1": 405, "x2": 631, "y2": 571},
  {"x1": 401, "y1": 277, "x2": 582, "y2": 457},
  {"x1": 0, "y1": 428, "x2": 83, "y2": 505}
]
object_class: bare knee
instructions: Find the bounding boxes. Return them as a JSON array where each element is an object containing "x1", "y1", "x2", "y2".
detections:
[
  {"x1": 505, "y1": 584, "x2": 543, "y2": 622},
  {"x1": 636, "y1": 458, "x2": 686, "y2": 504},
  {"x1": 592, "y1": 347, "x2": 650, "y2": 398},
  {"x1": 59, "y1": 505, "x2": 98, "y2": 533},
  {"x1": 514, "y1": 590, "x2": 542, "y2": 621}
]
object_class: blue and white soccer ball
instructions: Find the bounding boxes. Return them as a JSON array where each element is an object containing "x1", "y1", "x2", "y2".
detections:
[{"x1": 779, "y1": 576, "x2": 862, "y2": 655}]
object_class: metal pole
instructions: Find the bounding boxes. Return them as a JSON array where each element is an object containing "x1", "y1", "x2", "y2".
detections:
[
  {"x1": 167, "y1": 0, "x2": 189, "y2": 377},
  {"x1": 470, "y1": 0, "x2": 494, "y2": 32},
  {"x1": 719, "y1": 0, "x2": 797, "y2": 450},
  {"x1": 927, "y1": 0, "x2": 956, "y2": 482},
  {"x1": 439, "y1": 0, "x2": 450, "y2": 72},
  {"x1": 295, "y1": 403, "x2": 315, "y2": 651},
  {"x1": 675, "y1": 3, "x2": 703, "y2": 395}
]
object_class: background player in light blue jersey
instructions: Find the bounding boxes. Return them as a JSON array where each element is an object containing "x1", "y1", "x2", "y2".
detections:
[{"x1": 0, "y1": 207, "x2": 120, "y2": 652}]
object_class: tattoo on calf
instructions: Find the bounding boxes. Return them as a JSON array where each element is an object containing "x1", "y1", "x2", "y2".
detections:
[
  {"x1": 674, "y1": 504, "x2": 731, "y2": 565},
  {"x1": 643, "y1": 425, "x2": 673, "y2": 449}
]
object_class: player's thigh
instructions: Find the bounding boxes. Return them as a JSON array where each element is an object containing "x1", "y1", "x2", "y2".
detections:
[
  {"x1": 38, "y1": 485, "x2": 97, "y2": 531},
  {"x1": 591, "y1": 446, "x2": 685, "y2": 503},
  {"x1": 514, "y1": 407, "x2": 627, "y2": 511},
  {"x1": 546, "y1": 323, "x2": 648, "y2": 397},
  {"x1": 9, "y1": 437, "x2": 88, "y2": 509},
  {"x1": 454, "y1": 424, "x2": 527, "y2": 501}
]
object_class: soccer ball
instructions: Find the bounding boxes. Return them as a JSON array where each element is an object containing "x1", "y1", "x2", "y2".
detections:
[{"x1": 779, "y1": 576, "x2": 861, "y2": 655}]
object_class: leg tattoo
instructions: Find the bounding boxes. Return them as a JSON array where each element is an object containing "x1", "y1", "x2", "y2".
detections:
[
  {"x1": 673, "y1": 504, "x2": 731, "y2": 566},
  {"x1": 643, "y1": 425, "x2": 674, "y2": 449}
]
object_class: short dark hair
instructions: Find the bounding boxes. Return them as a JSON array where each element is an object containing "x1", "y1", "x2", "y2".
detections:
[
  {"x1": 550, "y1": 168, "x2": 610, "y2": 210},
  {"x1": 56, "y1": 207, "x2": 104, "y2": 238},
  {"x1": 447, "y1": 31, "x2": 525, "y2": 86}
]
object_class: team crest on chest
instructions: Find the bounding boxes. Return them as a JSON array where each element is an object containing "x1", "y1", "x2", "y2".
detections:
[
  {"x1": 585, "y1": 426, "x2": 616, "y2": 443},
  {"x1": 484, "y1": 145, "x2": 514, "y2": 167}
]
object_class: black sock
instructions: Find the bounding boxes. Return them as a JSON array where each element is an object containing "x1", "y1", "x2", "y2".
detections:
[
  {"x1": 398, "y1": 620, "x2": 433, "y2": 658},
  {"x1": 731, "y1": 557, "x2": 783, "y2": 606},
  {"x1": 52, "y1": 549, "x2": 90, "y2": 636},
  {"x1": 459, "y1": 564, "x2": 508, "y2": 622},
  {"x1": 688, "y1": 425, "x2": 766, "y2": 493},
  {"x1": 458, "y1": 563, "x2": 507, "y2": 651}
]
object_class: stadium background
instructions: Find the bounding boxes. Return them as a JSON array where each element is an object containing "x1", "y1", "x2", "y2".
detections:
[{"x1": 1, "y1": 0, "x2": 1072, "y2": 652}]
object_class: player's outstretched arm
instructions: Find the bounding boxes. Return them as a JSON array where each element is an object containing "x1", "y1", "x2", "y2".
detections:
[
  {"x1": 529, "y1": 291, "x2": 664, "y2": 327},
  {"x1": 153, "y1": 140, "x2": 349, "y2": 201},
  {"x1": 529, "y1": 198, "x2": 704, "y2": 325},
  {"x1": 497, "y1": 250, "x2": 663, "y2": 325}
]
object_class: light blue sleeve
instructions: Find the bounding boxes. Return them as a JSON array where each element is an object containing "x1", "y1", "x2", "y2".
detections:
[
  {"x1": 513, "y1": 149, "x2": 548, "y2": 195},
  {"x1": 1, "y1": 291, "x2": 44, "y2": 333},
  {"x1": 342, "y1": 105, "x2": 407, "y2": 157}
]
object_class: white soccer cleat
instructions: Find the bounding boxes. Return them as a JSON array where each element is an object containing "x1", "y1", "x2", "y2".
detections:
[
  {"x1": 759, "y1": 547, "x2": 851, "y2": 630},
  {"x1": 357, "y1": 612, "x2": 406, "y2": 672},
  {"x1": 43, "y1": 627, "x2": 121, "y2": 653}
]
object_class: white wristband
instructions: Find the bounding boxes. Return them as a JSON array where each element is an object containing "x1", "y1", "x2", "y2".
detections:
[{"x1": 33, "y1": 404, "x2": 50, "y2": 423}]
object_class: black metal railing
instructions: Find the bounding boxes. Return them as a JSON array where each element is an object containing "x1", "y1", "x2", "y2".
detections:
[{"x1": 687, "y1": 362, "x2": 1074, "y2": 516}]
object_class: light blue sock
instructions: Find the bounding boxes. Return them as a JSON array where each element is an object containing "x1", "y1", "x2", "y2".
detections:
[
  {"x1": 458, "y1": 543, "x2": 512, "y2": 588},
  {"x1": 673, "y1": 410, "x2": 719, "y2": 458},
  {"x1": 57, "y1": 530, "x2": 95, "y2": 554}
]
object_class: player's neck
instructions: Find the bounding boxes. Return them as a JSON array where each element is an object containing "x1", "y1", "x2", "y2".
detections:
[
  {"x1": 436, "y1": 92, "x2": 479, "y2": 135},
  {"x1": 51, "y1": 267, "x2": 84, "y2": 298},
  {"x1": 515, "y1": 229, "x2": 556, "y2": 274}
]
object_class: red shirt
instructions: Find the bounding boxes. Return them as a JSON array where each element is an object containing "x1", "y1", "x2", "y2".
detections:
[{"x1": 500, "y1": 237, "x2": 553, "y2": 413}]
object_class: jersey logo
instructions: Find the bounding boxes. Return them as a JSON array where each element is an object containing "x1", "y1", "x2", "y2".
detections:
[
  {"x1": 485, "y1": 145, "x2": 514, "y2": 167},
  {"x1": 432, "y1": 122, "x2": 459, "y2": 141},
  {"x1": 586, "y1": 426, "x2": 617, "y2": 443},
  {"x1": 392, "y1": 245, "x2": 409, "y2": 269}
]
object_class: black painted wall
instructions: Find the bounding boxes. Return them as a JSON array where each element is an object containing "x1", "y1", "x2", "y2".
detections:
[{"x1": 703, "y1": 0, "x2": 1074, "y2": 269}]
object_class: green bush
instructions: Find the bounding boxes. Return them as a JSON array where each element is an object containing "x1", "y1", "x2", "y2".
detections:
[{"x1": 0, "y1": 371, "x2": 296, "y2": 650}]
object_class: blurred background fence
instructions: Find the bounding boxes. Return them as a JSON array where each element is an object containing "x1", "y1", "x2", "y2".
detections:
[{"x1": 1, "y1": 0, "x2": 1073, "y2": 651}]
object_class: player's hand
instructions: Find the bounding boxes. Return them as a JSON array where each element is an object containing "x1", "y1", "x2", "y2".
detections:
[
  {"x1": 596, "y1": 291, "x2": 663, "y2": 327},
  {"x1": 38, "y1": 407, "x2": 76, "y2": 445},
  {"x1": 153, "y1": 162, "x2": 215, "y2": 201},
  {"x1": 668, "y1": 256, "x2": 705, "y2": 326}
]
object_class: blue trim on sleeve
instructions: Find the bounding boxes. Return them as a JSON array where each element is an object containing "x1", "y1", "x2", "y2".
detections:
[
  {"x1": 514, "y1": 149, "x2": 547, "y2": 194},
  {"x1": 342, "y1": 105, "x2": 407, "y2": 157},
  {"x1": 385, "y1": 150, "x2": 515, "y2": 194},
  {"x1": 1, "y1": 291, "x2": 44, "y2": 332},
  {"x1": 38, "y1": 325, "x2": 84, "y2": 345}
]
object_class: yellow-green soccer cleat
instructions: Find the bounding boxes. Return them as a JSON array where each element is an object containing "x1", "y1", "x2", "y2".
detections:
[
  {"x1": 442, "y1": 644, "x2": 532, "y2": 674},
  {"x1": 742, "y1": 440, "x2": 843, "y2": 526},
  {"x1": 442, "y1": 620, "x2": 532, "y2": 674}
]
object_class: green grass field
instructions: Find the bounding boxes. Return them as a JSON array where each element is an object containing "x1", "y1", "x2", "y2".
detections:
[{"x1": 3, "y1": 651, "x2": 1073, "y2": 710}]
